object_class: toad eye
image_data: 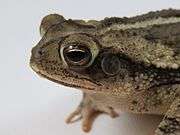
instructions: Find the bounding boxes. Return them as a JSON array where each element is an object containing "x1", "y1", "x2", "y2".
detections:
[
  {"x1": 61, "y1": 44, "x2": 92, "y2": 67},
  {"x1": 59, "y1": 34, "x2": 99, "y2": 68}
]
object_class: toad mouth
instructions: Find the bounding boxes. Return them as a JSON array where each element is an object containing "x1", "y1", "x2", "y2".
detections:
[{"x1": 30, "y1": 60, "x2": 101, "y2": 91}]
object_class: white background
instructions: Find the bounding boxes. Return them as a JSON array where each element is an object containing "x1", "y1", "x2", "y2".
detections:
[{"x1": 0, "y1": 0, "x2": 180, "y2": 135}]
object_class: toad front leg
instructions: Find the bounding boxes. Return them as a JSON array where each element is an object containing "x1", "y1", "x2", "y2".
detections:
[
  {"x1": 155, "y1": 98, "x2": 180, "y2": 135},
  {"x1": 66, "y1": 93, "x2": 119, "y2": 132}
]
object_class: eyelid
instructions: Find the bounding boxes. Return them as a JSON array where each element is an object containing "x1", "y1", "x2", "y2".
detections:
[
  {"x1": 67, "y1": 48, "x2": 85, "y2": 53},
  {"x1": 40, "y1": 38, "x2": 61, "y2": 50}
]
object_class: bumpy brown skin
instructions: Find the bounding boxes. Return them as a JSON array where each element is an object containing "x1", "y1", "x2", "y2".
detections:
[{"x1": 30, "y1": 9, "x2": 180, "y2": 134}]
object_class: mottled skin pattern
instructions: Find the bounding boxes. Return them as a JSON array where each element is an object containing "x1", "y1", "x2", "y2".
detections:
[{"x1": 30, "y1": 9, "x2": 180, "y2": 134}]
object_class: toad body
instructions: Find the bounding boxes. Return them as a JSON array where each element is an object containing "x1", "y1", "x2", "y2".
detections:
[{"x1": 30, "y1": 9, "x2": 180, "y2": 134}]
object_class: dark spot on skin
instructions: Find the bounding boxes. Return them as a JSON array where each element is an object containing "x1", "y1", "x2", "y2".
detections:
[
  {"x1": 132, "y1": 100, "x2": 138, "y2": 105},
  {"x1": 142, "y1": 106, "x2": 149, "y2": 112},
  {"x1": 134, "y1": 85, "x2": 140, "y2": 91},
  {"x1": 132, "y1": 32, "x2": 137, "y2": 36},
  {"x1": 175, "y1": 93, "x2": 179, "y2": 98},
  {"x1": 144, "y1": 34, "x2": 157, "y2": 41}
]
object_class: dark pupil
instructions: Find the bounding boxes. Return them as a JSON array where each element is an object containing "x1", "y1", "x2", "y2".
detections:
[{"x1": 66, "y1": 50, "x2": 86, "y2": 62}]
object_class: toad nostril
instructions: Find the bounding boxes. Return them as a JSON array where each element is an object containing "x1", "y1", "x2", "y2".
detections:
[
  {"x1": 32, "y1": 46, "x2": 42, "y2": 59},
  {"x1": 38, "y1": 50, "x2": 42, "y2": 55}
]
